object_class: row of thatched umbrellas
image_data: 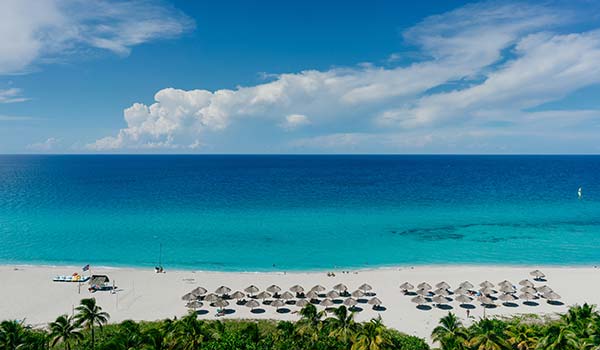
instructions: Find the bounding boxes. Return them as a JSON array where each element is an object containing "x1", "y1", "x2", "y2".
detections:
[
  {"x1": 401, "y1": 272, "x2": 559, "y2": 308},
  {"x1": 182, "y1": 283, "x2": 383, "y2": 312}
]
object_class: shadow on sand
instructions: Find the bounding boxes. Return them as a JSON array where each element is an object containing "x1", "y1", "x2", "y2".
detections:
[{"x1": 250, "y1": 308, "x2": 266, "y2": 314}]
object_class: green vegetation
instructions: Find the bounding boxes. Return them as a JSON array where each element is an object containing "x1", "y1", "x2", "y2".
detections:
[
  {"x1": 432, "y1": 303, "x2": 600, "y2": 350},
  {"x1": 4, "y1": 299, "x2": 600, "y2": 349},
  {"x1": 0, "y1": 299, "x2": 427, "y2": 350}
]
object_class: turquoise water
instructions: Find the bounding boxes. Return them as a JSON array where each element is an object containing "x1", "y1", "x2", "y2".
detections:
[{"x1": 1, "y1": 155, "x2": 599, "y2": 271}]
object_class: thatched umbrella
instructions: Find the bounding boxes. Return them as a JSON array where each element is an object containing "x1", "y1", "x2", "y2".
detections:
[
  {"x1": 343, "y1": 298, "x2": 357, "y2": 307},
  {"x1": 498, "y1": 280, "x2": 512, "y2": 288},
  {"x1": 267, "y1": 285, "x2": 281, "y2": 294},
  {"x1": 416, "y1": 289, "x2": 430, "y2": 296},
  {"x1": 480, "y1": 281, "x2": 494, "y2": 288},
  {"x1": 432, "y1": 295, "x2": 448, "y2": 305},
  {"x1": 455, "y1": 294, "x2": 473, "y2": 304},
  {"x1": 519, "y1": 292, "x2": 536, "y2": 301},
  {"x1": 186, "y1": 300, "x2": 203, "y2": 309},
  {"x1": 454, "y1": 287, "x2": 469, "y2": 295},
  {"x1": 399, "y1": 282, "x2": 414, "y2": 290},
  {"x1": 520, "y1": 286, "x2": 537, "y2": 294},
  {"x1": 320, "y1": 298, "x2": 334, "y2": 307},
  {"x1": 182, "y1": 293, "x2": 196, "y2": 301},
  {"x1": 417, "y1": 282, "x2": 432, "y2": 290},
  {"x1": 499, "y1": 293, "x2": 518, "y2": 302},
  {"x1": 333, "y1": 283, "x2": 348, "y2": 292},
  {"x1": 311, "y1": 285, "x2": 326, "y2": 293},
  {"x1": 191, "y1": 287, "x2": 207, "y2": 296},
  {"x1": 326, "y1": 290, "x2": 340, "y2": 299},
  {"x1": 245, "y1": 299, "x2": 260, "y2": 310},
  {"x1": 543, "y1": 291, "x2": 561, "y2": 301},
  {"x1": 479, "y1": 296, "x2": 495, "y2": 306},
  {"x1": 290, "y1": 285, "x2": 304, "y2": 294},
  {"x1": 306, "y1": 290, "x2": 319, "y2": 300},
  {"x1": 215, "y1": 286, "x2": 231, "y2": 295},
  {"x1": 433, "y1": 288, "x2": 450, "y2": 296},
  {"x1": 271, "y1": 299, "x2": 285, "y2": 310},
  {"x1": 296, "y1": 299, "x2": 309, "y2": 307},
  {"x1": 358, "y1": 283, "x2": 373, "y2": 292},
  {"x1": 244, "y1": 285, "x2": 259, "y2": 297},
  {"x1": 530, "y1": 270, "x2": 545, "y2": 279},
  {"x1": 231, "y1": 291, "x2": 245, "y2": 300},
  {"x1": 214, "y1": 299, "x2": 229, "y2": 308},
  {"x1": 368, "y1": 297, "x2": 382, "y2": 306},
  {"x1": 280, "y1": 291, "x2": 294, "y2": 300},
  {"x1": 436, "y1": 281, "x2": 451, "y2": 290},
  {"x1": 411, "y1": 295, "x2": 428, "y2": 305},
  {"x1": 204, "y1": 293, "x2": 219, "y2": 303},
  {"x1": 519, "y1": 279, "x2": 534, "y2": 287},
  {"x1": 537, "y1": 285, "x2": 552, "y2": 294},
  {"x1": 351, "y1": 290, "x2": 365, "y2": 298},
  {"x1": 460, "y1": 281, "x2": 474, "y2": 289},
  {"x1": 256, "y1": 291, "x2": 272, "y2": 301},
  {"x1": 479, "y1": 287, "x2": 494, "y2": 296},
  {"x1": 499, "y1": 285, "x2": 516, "y2": 294}
]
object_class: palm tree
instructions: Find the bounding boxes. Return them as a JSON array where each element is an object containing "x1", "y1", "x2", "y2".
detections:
[
  {"x1": 467, "y1": 318, "x2": 510, "y2": 350},
  {"x1": 432, "y1": 312, "x2": 467, "y2": 350},
  {"x1": 173, "y1": 313, "x2": 208, "y2": 350},
  {"x1": 537, "y1": 324, "x2": 581, "y2": 350},
  {"x1": 0, "y1": 320, "x2": 27, "y2": 350},
  {"x1": 49, "y1": 315, "x2": 83, "y2": 350},
  {"x1": 328, "y1": 306, "x2": 357, "y2": 345},
  {"x1": 504, "y1": 322, "x2": 538, "y2": 350},
  {"x1": 74, "y1": 298, "x2": 109, "y2": 350},
  {"x1": 351, "y1": 317, "x2": 390, "y2": 350}
]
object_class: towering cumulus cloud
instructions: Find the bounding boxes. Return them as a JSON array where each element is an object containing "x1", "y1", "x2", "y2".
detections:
[{"x1": 89, "y1": 2, "x2": 600, "y2": 152}]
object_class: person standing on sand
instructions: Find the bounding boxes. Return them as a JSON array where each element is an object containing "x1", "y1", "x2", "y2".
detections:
[{"x1": 466, "y1": 310, "x2": 470, "y2": 318}]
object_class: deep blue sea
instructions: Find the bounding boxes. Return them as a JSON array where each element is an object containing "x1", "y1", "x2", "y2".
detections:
[{"x1": 1, "y1": 155, "x2": 599, "y2": 271}]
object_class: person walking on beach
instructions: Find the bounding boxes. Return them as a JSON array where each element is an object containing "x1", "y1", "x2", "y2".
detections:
[{"x1": 466, "y1": 309, "x2": 470, "y2": 318}]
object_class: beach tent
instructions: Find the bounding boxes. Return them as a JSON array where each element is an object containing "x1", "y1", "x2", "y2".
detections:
[
  {"x1": 499, "y1": 285, "x2": 516, "y2": 294},
  {"x1": 537, "y1": 285, "x2": 552, "y2": 294},
  {"x1": 498, "y1": 280, "x2": 512, "y2": 288},
  {"x1": 479, "y1": 287, "x2": 494, "y2": 296},
  {"x1": 499, "y1": 293, "x2": 518, "y2": 302},
  {"x1": 290, "y1": 285, "x2": 304, "y2": 294},
  {"x1": 520, "y1": 286, "x2": 537, "y2": 294},
  {"x1": 186, "y1": 300, "x2": 203, "y2": 309},
  {"x1": 326, "y1": 290, "x2": 340, "y2": 299},
  {"x1": 230, "y1": 291, "x2": 245, "y2": 300},
  {"x1": 306, "y1": 291, "x2": 319, "y2": 300},
  {"x1": 245, "y1": 299, "x2": 260, "y2": 310},
  {"x1": 214, "y1": 299, "x2": 229, "y2": 308},
  {"x1": 543, "y1": 291, "x2": 561, "y2": 301},
  {"x1": 519, "y1": 292, "x2": 536, "y2": 301},
  {"x1": 204, "y1": 293, "x2": 219, "y2": 302},
  {"x1": 416, "y1": 289, "x2": 430, "y2": 296},
  {"x1": 256, "y1": 291, "x2": 272, "y2": 301},
  {"x1": 530, "y1": 270, "x2": 545, "y2": 279},
  {"x1": 479, "y1": 296, "x2": 495, "y2": 306},
  {"x1": 271, "y1": 299, "x2": 285, "y2": 310}
]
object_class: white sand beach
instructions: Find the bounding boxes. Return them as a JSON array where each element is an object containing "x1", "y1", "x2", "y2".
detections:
[{"x1": 1, "y1": 265, "x2": 599, "y2": 341}]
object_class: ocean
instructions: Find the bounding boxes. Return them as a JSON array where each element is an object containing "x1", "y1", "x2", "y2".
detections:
[{"x1": 1, "y1": 155, "x2": 599, "y2": 271}]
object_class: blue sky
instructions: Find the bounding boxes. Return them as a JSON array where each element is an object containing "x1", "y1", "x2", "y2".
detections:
[{"x1": 1, "y1": 0, "x2": 600, "y2": 154}]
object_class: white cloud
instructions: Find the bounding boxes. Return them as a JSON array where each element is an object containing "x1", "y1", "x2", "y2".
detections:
[
  {"x1": 280, "y1": 114, "x2": 310, "y2": 130},
  {"x1": 0, "y1": 88, "x2": 27, "y2": 103},
  {"x1": 88, "y1": 1, "x2": 600, "y2": 152},
  {"x1": 27, "y1": 137, "x2": 60, "y2": 152},
  {"x1": 0, "y1": 0, "x2": 194, "y2": 75}
]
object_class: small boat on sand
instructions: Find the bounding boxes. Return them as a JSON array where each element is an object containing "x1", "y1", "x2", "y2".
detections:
[{"x1": 53, "y1": 273, "x2": 90, "y2": 283}]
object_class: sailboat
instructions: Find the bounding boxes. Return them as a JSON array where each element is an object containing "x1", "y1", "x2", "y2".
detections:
[{"x1": 578, "y1": 187, "x2": 583, "y2": 199}]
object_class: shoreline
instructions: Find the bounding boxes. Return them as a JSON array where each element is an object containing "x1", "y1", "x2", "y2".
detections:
[{"x1": 2, "y1": 264, "x2": 600, "y2": 342}]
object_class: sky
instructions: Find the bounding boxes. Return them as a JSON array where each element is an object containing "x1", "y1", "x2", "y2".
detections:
[{"x1": 1, "y1": 0, "x2": 600, "y2": 154}]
